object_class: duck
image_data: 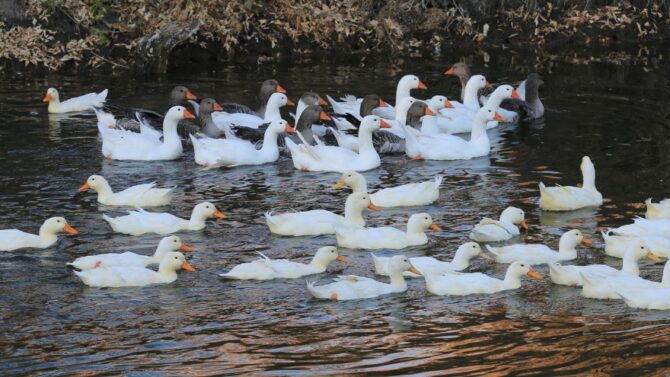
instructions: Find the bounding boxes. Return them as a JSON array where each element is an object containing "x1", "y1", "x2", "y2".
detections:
[
  {"x1": 285, "y1": 115, "x2": 390, "y2": 172},
  {"x1": 645, "y1": 198, "x2": 670, "y2": 220},
  {"x1": 219, "y1": 246, "x2": 347, "y2": 280},
  {"x1": 425, "y1": 261, "x2": 542, "y2": 296},
  {"x1": 335, "y1": 213, "x2": 442, "y2": 250},
  {"x1": 191, "y1": 119, "x2": 294, "y2": 167},
  {"x1": 212, "y1": 92, "x2": 293, "y2": 131},
  {"x1": 78, "y1": 175, "x2": 174, "y2": 207},
  {"x1": 469, "y1": 206, "x2": 528, "y2": 242},
  {"x1": 97, "y1": 106, "x2": 193, "y2": 161},
  {"x1": 601, "y1": 230, "x2": 670, "y2": 258},
  {"x1": 103, "y1": 201, "x2": 226, "y2": 236},
  {"x1": 219, "y1": 79, "x2": 286, "y2": 116},
  {"x1": 437, "y1": 83, "x2": 517, "y2": 133},
  {"x1": 616, "y1": 263, "x2": 670, "y2": 309},
  {"x1": 486, "y1": 229, "x2": 593, "y2": 265},
  {"x1": 333, "y1": 171, "x2": 442, "y2": 208},
  {"x1": 43, "y1": 87, "x2": 108, "y2": 113},
  {"x1": 67, "y1": 235, "x2": 193, "y2": 270},
  {"x1": 549, "y1": 241, "x2": 660, "y2": 286},
  {"x1": 306, "y1": 255, "x2": 421, "y2": 301},
  {"x1": 0, "y1": 217, "x2": 78, "y2": 251},
  {"x1": 74, "y1": 251, "x2": 195, "y2": 288},
  {"x1": 372, "y1": 242, "x2": 482, "y2": 278},
  {"x1": 264, "y1": 192, "x2": 378, "y2": 236},
  {"x1": 404, "y1": 107, "x2": 502, "y2": 161},
  {"x1": 609, "y1": 218, "x2": 670, "y2": 238},
  {"x1": 539, "y1": 156, "x2": 603, "y2": 211}
]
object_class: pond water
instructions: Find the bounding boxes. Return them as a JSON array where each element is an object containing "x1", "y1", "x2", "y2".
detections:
[{"x1": 1, "y1": 50, "x2": 670, "y2": 376}]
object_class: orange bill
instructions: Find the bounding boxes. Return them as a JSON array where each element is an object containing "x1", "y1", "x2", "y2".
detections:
[
  {"x1": 647, "y1": 251, "x2": 662, "y2": 262},
  {"x1": 527, "y1": 268, "x2": 543, "y2": 279},
  {"x1": 213, "y1": 210, "x2": 226, "y2": 219},
  {"x1": 336, "y1": 255, "x2": 348, "y2": 262},
  {"x1": 186, "y1": 91, "x2": 197, "y2": 100},
  {"x1": 78, "y1": 183, "x2": 91, "y2": 192},
  {"x1": 64, "y1": 224, "x2": 79, "y2": 235},
  {"x1": 408, "y1": 265, "x2": 423, "y2": 276},
  {"x1": 318, "y1": 97, "x2": 328, "y2": 106},
  {"x1": 183, "y1": 109, "x2": 195, "y2": 119},
  {"x1": 581, "y1": 237, "x2": 594, "y2": 247},
  {"x1": 418, "y1": 81, "x2": 428, "y2": 90},
  {"x1": 429, "y1": 224, "x2": 443, "y2": 231},
  {"x1": 444, "y1": 99, "x2": 454, "y2": 109},
  {"x1": 368, "y1": 202, "x2": 381, "y2": 211},
  {"x1": 520, "y1": 219, "x2": 529, "y2": 230},
  {"x1": 181, "y1": 260, "x2": 196, "y2": 272},
  {"x1": 319, "y1": 111, "x2": 331, "y2": 121},
  {"x1": 284, "y1": 123, "x2": 295, "y2": 133},
  {"x1": 511, "y1": 89, "x2": 521, "y2": 100},
  {"x1": 43, "y1": 93, "x2": 52, "y2": 102},
  {"x1": 180, "y1": 244, "x2": 194, "y2": 252},
  {"x1": 333, "y1": 179, "x2": 346, "y2": 189},
  {"x1": 493, "y1": 112, "x2": 505, "y2": 122},
  {"x1": 287, "y1": 98, "x2": 296, "y2": 106},
  {"x1": 424, "y1": 107, "x2": 436, "y2": 116},
  {"x1": 379, "y1": 119, "x2": 391, "y2": 128},
  {"x1": 445, "y1": 67, "x2": 455, "y2": 75},
  {"x1": 213, "y1": 102, "x2": 223, "y2": 111},
  {"x1": 378, "y1": 98, "x2": 389, "y2": 107},
  {"x1": 485, "y1": 81, "x2": 493, "y2": 88},
  {"x1": 276, "y1": 85, "x2": 287, "y2": 93}
]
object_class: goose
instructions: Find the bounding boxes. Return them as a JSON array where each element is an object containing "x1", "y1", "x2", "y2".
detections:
[
  {"x1": 0, "y1": 217, "x2": 78, "y2": 251},
  {"x1": 610, "y1": 218, "x2": 670, "y2": 238},
  {"x1": 67, "y1": 235, "x2": 193, "y2": 270},
  {"x1": 486, "y1": 229, "x2": 593, "y2": 264},
  {"x1": 335, "y1": 213, "x2": 442, "y2": 250},
  {"x1": 445, "y1": 62, "x2": 472, "y2": 102},
  {"x1": 425, "y1": 261, "x2": 542, "y2": 296},
  {"x1": 404, "y1": 107, "x2": 502, "y2": 161},
  {"x1": 97, "y1": 106, "x2": 193, "y2": 161},
  {"x1": 103, "y1": 201, "x2": 226, "y2": 236},
  {"x1": 264, "y1": 192, "x2": 378, "y2": 236},
  {"x1": 419, "y1": 95, "x2": 455, "y2": 135},
  {"x1": 191, "y1": 119, "x2": 294, "y2": 167},
  {"x1": 549, "y1": 242, "x2": 661, "y2": 286},
  {"x1": 469, "y1": 207, "x2": 528, "y2": 242},
  {"x1": 333, "y1": 171, "x2": 441, "y2": 207},
  {"x1": 539, "y1": 156, "x2": 603, "y2": 211},
  {"x1": 74, "y1": 251, "x2": 195, "y2": 288},
  {"x1": 602, "y1": 230, "x2": 670, "y2": 258},
  {"x1": 296, "y1": 92, "x2": 328, "y2": 123},
  {"x1": 437, "y1": 83, "x2": 518, "y2": 133},
  {"x1": 646, "y1": 198, "x2": 670, "y2": 220},
  {"x1": 219, "y1": 246, "x2": 347, "y2": 280},
  {"x1": 285, "y1": 115, "x2": 390, "y2": 172},
  {"x1": 372, "y1": 242, "x2": 482, "y2": 278},
  {"x1": 219, "y1": 79, "x2": 286, "y2": 116},
  {"x1": 440, "y1": 74, "x2": 490, "y2": 114},
  {"x1": 329, "y1": 94, "x2": 388, "y2": 132},
  {"x1": 516, "y1": 73, "x2": 545, "y2": 120},
  {"x1": 212, "y1": 92, "x2": 293, "y2": 131},
  {"x1": 306, "y1": 255, "x2": 421, "y2": 301},
  {"x1": 289, "y1": 105, "x2": 332, "y2": 145},
  {"x1": 43, "y1": 87, "x2": 108, "y2": 113},
  {"x1": 196, "y1": 98, "x2": 226, "y2": 138},
  {"x1": 78, "y1": 175, "x2": 174, "y2": 207}
]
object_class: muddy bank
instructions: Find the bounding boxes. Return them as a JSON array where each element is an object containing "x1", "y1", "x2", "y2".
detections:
[{"x1": 0, "y1": 0, "x2": 668, "y2": 74}]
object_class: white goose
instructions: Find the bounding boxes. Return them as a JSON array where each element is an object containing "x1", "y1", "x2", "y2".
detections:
[
  {"x1": 443, "y1": 74, "x2": 490, "y2": 113},
  {"x1": 646, "y1": 198, "x2": 670, "y2": 220},
  {"x1": 97, "y1": 106, "x2": 193, "y2": 161},
  {"x1": 78, "y1": 175, "x2": 174, "y2": 207},
  {"x1": 334, "y1": 171, "x2": 442, "y2": 208},
  {"x1": 539, "y1": 156, "x2": 603, "y2": 211},
  {"x1": 486, "y1": 229, "x2": 593, "y2": 264},
  {"x1": 437, "y1": 83, "x2": 516, "y2": 134},
  {"x1": 610, "y1": 218, "x2": 670, "y2": 238},
  {"x1": 191, "y1": 120, "x2": 294, "y2": 167},
  {"x1": 43, "y1": 87, "x2": 108, "y2": 113},
  {"x1": 601, "y1": 230, "x2": 670, "y2": 258},
  {"x1": 335, "y1": 213, "x2": 442, "y2": 250},
  {"x1": 265, "y1": 192, "x2": 378, "y2": 236},
  {"x1": 404, "y1": 107, "x2": 502, "y2": 161},
  {"x1": 469, "y1": 207, "x2": 527, "y2": 242},
  {"x1": 67, "y1": 235, "x2": 193, "y2": 270},
  {"x1": 372, "y1": 242, "x2": 482, "y2": 278},
  {"x1": 285, "y1": 116, "x2": 390, "y2": 172},
  {"x1": 306, "y1": 255, "x2": 421, "y2": 301},
  {"x1": 425, "y1": 261, "x2": 543, "y2": 296},
  {"x1": 0, "y1": 217, "x2": 78, "y2": 251},
  {"x1": 219, "y1": 246, "x2": 347, "y2": 280},
  {"x1": 74, "y1": 251, "x2": 195, "y2": 288},
  {"x1": 212, "y1": 92, "x2": 293, "y2": 130},
  {"x1": 419, "y1": 95, "x2": 455, "y2": 135},
  {"x1": 103, "y1": 201, "x2": 226, "y2": 236}
]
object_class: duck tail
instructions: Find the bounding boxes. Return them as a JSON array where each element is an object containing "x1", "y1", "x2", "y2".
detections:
[
  {"x1": 370, "y1": 253, "x2": 386, "y2": 275},
  {"x1": 305, "y1": 280, "x2": 322, "y2": 298},
  {"x1": 485, "y1": 244, "x2": 501, "y2": 256},
  {"x1": 101, "y1": 214, "x2": 118, "y2": 231},
  {"x1": 433, "y1": 175, "x2": 444, "y2": 187},
  {"x1": 98, "y1": 88, "x2": 109, "y2": 101}
]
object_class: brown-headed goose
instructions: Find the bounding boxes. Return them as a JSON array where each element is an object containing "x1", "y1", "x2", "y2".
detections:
[
  {"x1": 445, "y1": 62, "x2": 472, "y2": 101},
  {"x1": 220, "y1": 79, "x2": 286, "y2": 116},
  {"x1": 516, "y1": 73, "x2": 545, "y2": 119}
]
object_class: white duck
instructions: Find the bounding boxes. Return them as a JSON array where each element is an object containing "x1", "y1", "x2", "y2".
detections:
[
  {"x1": 469, "y1": 207, "x2": 528, "y2": 242},
  {"x1": 265, "y1": 192, "x2": 378, "y2": 236},
  {"x1": 539, "y1": 156, "x2": 603, "y2": 211},
  {"x1": 191, "y1": 120, "x2": 294, "y2": 167},
  {"x1": 335, "y1": 213, "x2": 442, "y2": 250},
  {"x1": 549, "y1": 242, "x2": 661, "y2": 286},
  {"x1": 285, "y1": 115, "x2": 390, "y2": 172},
  {"x1": 74, "y1": 251, "x2": 195, "y2": 288},
  {"x1": 97, "y1": 106, "x2": 193, "y2": 161},
  {"x1": 306, "y1": 255, "x2": 421, "y2": 301},
  {"x1": 601, "y1": 230, "x2": 670, "y2": 258},
  {"x1": 486, "y1": 229, "x2": 593, "y2": 264},
  {"x1": 404, "y1": 107, "x2": 503, "y2": 161},
  {"x1": 646, "y1": 198, "x2": 670, "y2": 220},
  {"x1": 103, "y1": 201, "x2": 226, "y2": 236},
  {"x1": 372, "y1": 242, "x2": 482, "y2": 278},
  {"x1": 437, "y1": 83, "x2": 516, "y2": 134},
  {"x1": 78, "y1": 175, "x2": 174, "y2": 207},
  {"x1": 67, "y1": 235, "x2": 193, "y2": 270},
  {"x1": 425, "y1": 261, "x2": 543, "y2": 296},
  {"x1": 0, "y1": 217, "x2": 78, "y2": 251},
  {"x1": 617, "y1": 273, "x2": 670, "y2": 309},
  {"x1": 43, "y1": 87, "x2": 108, "y2": 113},
  {"x1": 219, "y1": 246, "x2": 347, "y2": 280},
  {"x1": 610, "y1": 218, "x2": 670, "y2": 238},
  {"x1": 212, "y1": 92, "x2": 293, "y2": 130},
  {"x1": 334, "y1": 171, "x2": 442, "y2": 208}
]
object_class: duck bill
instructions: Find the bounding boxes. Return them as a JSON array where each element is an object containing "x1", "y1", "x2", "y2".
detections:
[
  {"x1": 418, "y1": 81, "x2": 428, "y2": 90},
  {"x1": 180, "y1": 244, "x2": 194, "y2": 252},
  {"x1": 333, "y1": 179, "x2": 347, "y2": 189},
  {"x1": 493, "y1": 112, "x2": 505, "y2": 122},
  {"x1": 319, "y1": 111, "x2": 331, "y2": 121},
  {"x1": 183, "y1": 109, "x2": 195, "y2": 119},
  {"x1": 511, "y1": 89, "x2": 521, "y2": 100},
  {"x1": 647, "y1": 251, "x2": 662, "y2": 262},
  {"x1": 336, "y1": 255, "x2": 348, "y2": 262},
  {"x1": 213, "y1": 210, "x2": 226, "y2": 219},
  {"x1": 287, "y1": 98, "x2": 296, "y2": 106},
  {"x1": 424, "y1": 107, "x2": 436, "y2": 116},
  {"x1": 527, "y1": 268, "x2": 543, "y2": 280},
  {"x1": 581, "y1": 237, "x2": 594, "y2": 247},
  {"x1": 379, "y1": 119, "x2": 391, "y2": 129},
  {"x1": 284, "y1": 123, "x2": 295, "y2": 133},
  {"x1": 485, "y1": 81, "x2": 493, "y2": 88},
  {"x1": 213, "y1": 103, "x2": 223, "y2": 111},
  {"x1": 368, "y1": 202, "x2": 381, "y2": 211},
  {"x1": 445, "y1": 67, "x2": 455, "y2": 75},
  {"x1": 429, "y1": 224, "x2": 443, "y2": 231},
  {"x1": 443, "y1": 99, "x2": 454, "y2": 109},
  {"x1": 519, "y1": 219, "x2": 529, "y2": 230},
  {"x1": 408, "y1": 265, "x2": 423, "y2": 276},
  {"x1": 318, "y1": 97, "x2": 328, "y2": 106},
  {"x1": 378, "y1": 98, "x2": 389, "y2": 107},
  {"x1": 43, "y1": 93, "x2": 52, "y2": 102},
  {"x1": 181, "y1": 260, "x2": 196, "y2": 272},
  {"x1": 186, "y1": 91, "x2": 197, "y2": 100},
  {"x1": 63, "y1": 224, "x2": 79, "y2": 235},
  {"x1": 276, "y1": 85, "x2": 287, "y2": 93},
  {"x1": 78, "y1": 183, "x2": 91, "y2": 192}
]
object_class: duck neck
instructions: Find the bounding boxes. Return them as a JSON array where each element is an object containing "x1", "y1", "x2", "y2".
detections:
[
  {"x1": 557, "y1": 239, "x2": 578, "y2": 259},
  {"x1": 621, "y1": 252, "x2": 641, "y2": 275},
  {"x1": 263, "y1": 101, "x2": 281, "y2": 121},
  {"x1": 162, "y1": 117, "x2": 182, "y2": 147},
  {"x1": 38, "y1": 224, "x2": 58, "y2": 244},
  {"x1": 344, "y1": 202, "x2": 365, "y2": 226},
  {"x1": 357, "y1": 127, "x2": 378, "y2": 157},
  {"x1": 463, "y1": 81, "x2": 481, "y2": 110},
  {"x1": 407, "y1": 222, "x2": 428, "y2": 244},
  {"x1": 661, "y1": 261, "x2": 670, "y2": 287},
  {"x1": 503, "y1": 269, "x2": 523, "y2": 289},
  {"x1": 309, "y1": 257, "x2": 329, "y2": 272},
  {"x1": 295, "y1": 100, "x2": 307, "y2": 121},
  {"x1": 388, "y1": 269, "x2": 408, "y2": 290},
  {"x1": 48, "y1": 98, "x2": 61, "y2": 113},
  {"x1": 94, "y1": 180, "x2": 115, "y2": 202},
  {"x1": 396, "y1": 84, "x2": 411, "y2": 106},
  {"x1": 459, "y1": 75, "x2": 470, "y2": 102},
  {"x1": 469, "y1": 116, "x2": 489, "y2": 141},
  {"x1": 450, "y1": 251, "x2": 472, "y2": 271},
  {"x1": 485, "y1": 91, "x2": 505, "y2": 110},
  {"x1": 188, "y1": 212, "x2": 207, "y2": 230},
  {"x1": 582, "y1": 163, "x2": 597, "y2": 190},
  {"x1": 152, "y1": 245, "x2": 171, "y2": 262},
  {"x1": 259, "y1": 129, "x2": 280, "y2": 160},
  {"x1": 350, "y1": 178, "x2": 368, "y2": 195},
  {"x1": 158, "y1": 263, "x2": 179, "y2": 280}
]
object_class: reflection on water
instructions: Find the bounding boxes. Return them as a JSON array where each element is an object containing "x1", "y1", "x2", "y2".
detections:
[{"x1": 1, "y1": 52, "x2": 670, "y2": 375}]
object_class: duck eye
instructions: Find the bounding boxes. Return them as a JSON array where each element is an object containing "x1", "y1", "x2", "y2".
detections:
[{"x1": 56, "y1": 220, "x2": 61, "y2": 223}]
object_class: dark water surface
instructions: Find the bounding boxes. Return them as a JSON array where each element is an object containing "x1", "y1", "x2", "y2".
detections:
[{"x1": 1, "y1": 52, "x2": 670, "y2": 376}]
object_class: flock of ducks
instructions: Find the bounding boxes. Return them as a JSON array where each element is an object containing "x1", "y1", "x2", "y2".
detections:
[{"x1": 3, "y1": 63, "x2": 670, "y2": 310}]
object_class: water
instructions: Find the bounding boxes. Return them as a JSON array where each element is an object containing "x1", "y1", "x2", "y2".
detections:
[{"x1": 1, "y1": 51, "x2": 670, "y2": 375}]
